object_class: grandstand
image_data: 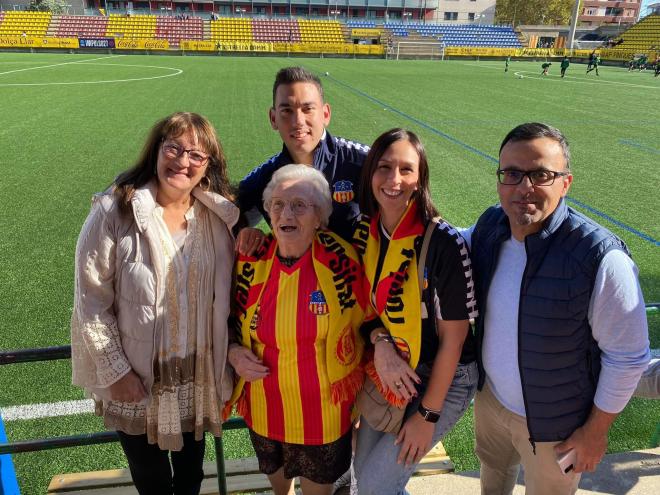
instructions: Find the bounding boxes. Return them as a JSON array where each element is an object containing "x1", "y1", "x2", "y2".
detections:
[
  {"x1": 155, "y1": 16, "x2": 203, "y2": 46},
  {"x1": 210, "y1": 17, "x2": 253, "y2": 43},
  {"x1": 54, "y1": 15, "x2": 108, "y2": 38},
  {"x1": 105, "y1": 13, "x2": 156, "y2": 40},
  {"x1": 382, "y1": 22, "x2": 522, "y2": 47},
  {"x1": 251, "y1": 18, "x2": 300, "y2": 43},
  {"x1": 0, "y1": 10, "x2": 525, "y2": 51},
  {"x1": 0, "y1": 10, "x2": 51, "y2": 37},
  {"x1": 299, "y1": 19, "x2": 344, "y2": 44},
  {"x1": 612, "y1": 14, "x2": 660, "y2": 52}
]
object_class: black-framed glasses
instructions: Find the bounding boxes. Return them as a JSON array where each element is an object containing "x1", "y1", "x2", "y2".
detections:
[
  {"x1": 497, "y1": 168, "x2": 569, "y2": 186},
  {"x1": 161, "y1": 141, "x2": 209, "y2": 167},
  {"x1": 265, "y1": 198, "x2": 315, "y2": 216}
]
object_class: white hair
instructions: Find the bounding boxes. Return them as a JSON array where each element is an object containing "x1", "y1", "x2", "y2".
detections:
[{"x1": 263, "y1": 164, "x2": 332, "y2": 228}]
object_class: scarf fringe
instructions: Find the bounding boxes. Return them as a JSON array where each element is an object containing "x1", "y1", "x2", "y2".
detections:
[
  {"x1": 235, "y1": 391, "x2": 249, "y2": 419},
  {"x1": 221, "y1": 401, "x2": 233, "y2": 422},
  {"x1": 330, "y1": 366, "x2": 364, "y2": 405},
  {"x1": 365, "y1": 360, "x2": 408, "y2": 408},
  {"x1": 221, "y1": 389, "x2": 248, "y2": 422}
]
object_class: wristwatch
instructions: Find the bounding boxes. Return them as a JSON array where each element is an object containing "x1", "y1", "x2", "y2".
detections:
[{"x1": 418, "y1": 403, "x2": 442, "y2": 423}]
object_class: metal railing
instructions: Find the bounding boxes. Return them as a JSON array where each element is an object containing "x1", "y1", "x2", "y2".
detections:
[
  {"x1": 0, "y1": 346, "x2": 246, "y2": 495},
  {"x1": 1, "y1": 302, "x2": 659, "y2": 493}
]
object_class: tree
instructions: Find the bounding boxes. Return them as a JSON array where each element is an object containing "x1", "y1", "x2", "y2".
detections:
[
  {"x1": 495, "y1": 0, "x2": 580, "y2": 27},
  {"x1": 27, "y1": 0, "x2": 69, "y2": 14}
]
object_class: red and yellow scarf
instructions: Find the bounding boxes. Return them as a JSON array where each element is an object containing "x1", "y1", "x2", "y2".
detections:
[
  {"x1": 229, "y1": 230, "x2": 366, "y2": 412},
  {"x1": 354, "y1": 201, "x2": 425, "y2": 407}
]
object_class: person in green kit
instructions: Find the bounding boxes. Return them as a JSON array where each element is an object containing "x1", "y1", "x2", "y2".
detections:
[
  {"x1": 587, "y1": 54, "x2": 600, "y2": 76},
  {"x1": 505, "y1": 55, "x2": 511, "y2": 72},
  {"x1": 541, "y1": 62, "x2": 552, "y2": 76},
  {"x1": 560, "y1": 56, "x2": 570, "y2": 78}
]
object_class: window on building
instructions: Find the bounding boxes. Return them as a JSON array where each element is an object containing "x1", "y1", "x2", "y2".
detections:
[
  {"x1": 444, "y1": 12, "x2": 458, "y2": 20},
  {"x1": 468, "y1": 12, "x2": 475, "y2": 21},
  {"x1": 605, "y1": 7, "x2": 623, "y2": 16}
]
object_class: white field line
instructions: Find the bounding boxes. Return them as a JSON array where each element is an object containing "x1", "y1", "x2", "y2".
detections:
[
  {"x1": 1, "y1": 347, "x2": 658, "y2": 421},
  {"x1": 1, "y1": 399, "x2": 94, "y2": 421},
  {"x1": 460, "y1": 62, "x2": 659, "y2": 90},
  {"x1": 0, "y1": 62, "x2": 183, "y2": 87},
  {"x1": 0, "y1": 54, "x2": 123, "y2": 77}
]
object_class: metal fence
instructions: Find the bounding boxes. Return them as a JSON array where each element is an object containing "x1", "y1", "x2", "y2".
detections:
[
  {"x1": 0, "y1": 345, "x2": 246, "y2": 495},
  {"x1": 1, "y1": 302, "x2": 658, "y2": 493}
]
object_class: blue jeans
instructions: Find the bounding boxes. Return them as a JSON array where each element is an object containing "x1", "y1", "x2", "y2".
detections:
[{"x1": 353, "y1": 361, "x2": 478, "y2": 495}]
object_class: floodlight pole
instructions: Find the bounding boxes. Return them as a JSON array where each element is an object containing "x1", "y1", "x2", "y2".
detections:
[{"x1": 567, "y1": 0, "x2": 581, "y2": 51}]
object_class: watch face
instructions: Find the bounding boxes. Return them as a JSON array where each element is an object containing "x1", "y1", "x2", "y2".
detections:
[{"x1": 418, "y1": 404, "x2": 440, "y2": 423}]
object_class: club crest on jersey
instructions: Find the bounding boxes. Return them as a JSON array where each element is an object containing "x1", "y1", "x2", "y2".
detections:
[
  {"x1": 336, "y1": 325, "x2": 357, "y2": 366},
  {"x1": 332, "y1": 180, "x2": 355, "y2": 204},
  {"x1": 309, "y1": 290, "x2": 329, "y2": 315}
]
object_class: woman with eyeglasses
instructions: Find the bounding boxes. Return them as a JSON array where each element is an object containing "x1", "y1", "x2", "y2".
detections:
[
  {"x1": 71, "y1": 112, "x2": 238, "y2": 495},
  {"x1": 352, "y1": 129, "x2": 479, "y2": 494},
  {"x1": 228, "y1": 164, "x2": 366, "y2": 495}
]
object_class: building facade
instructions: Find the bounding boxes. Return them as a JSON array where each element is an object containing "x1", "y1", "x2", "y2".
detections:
[
  {"x1": 0, "y1": 0, "x2": 495, "y2": 23},
  {"x1": 579, "y1": 0, "x2": 642, "y2": 26},
  {"x1": 433, "y1": 0, "x2": 494, "y2": 24}
]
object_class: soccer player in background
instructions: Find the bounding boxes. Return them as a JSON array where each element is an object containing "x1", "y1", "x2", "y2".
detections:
[
  {"x1": 586, "y1": 54, "x2": 600, "y2": 76},
  {"x1": 586, "y1": 50, "x2": 596, "y2": 72},
  {"x1": 560, "y1": 56, "x2": 570, "y2": 78}
]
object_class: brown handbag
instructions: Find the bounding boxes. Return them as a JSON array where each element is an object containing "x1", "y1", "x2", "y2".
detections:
[
  {"x1": 356, "y1": 375, "x2": 406, "y2": 433},
  {"x1": 355, "y1": 218, "x2": 439, "y2": 434}
]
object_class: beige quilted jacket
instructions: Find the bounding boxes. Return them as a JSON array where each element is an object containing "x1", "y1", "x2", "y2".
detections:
[{"x1": 71, "y1": 181, "x2": 239, "y2": 405}]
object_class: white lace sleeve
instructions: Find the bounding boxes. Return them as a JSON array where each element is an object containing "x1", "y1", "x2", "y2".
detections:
[{"x1": 71, "y1": 197, "x2": 131, "y2": 389}]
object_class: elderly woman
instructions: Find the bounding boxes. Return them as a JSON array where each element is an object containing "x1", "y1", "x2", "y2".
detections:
[
  {"x1": 352, "y1": 129, "x2": 479, "y2": 494},
  {"x1": 71, "y1": 112, "x2": 238, "y2": 495},
  {"x1": 228, "y1": 164, "x2": 366, "y2": 495}
]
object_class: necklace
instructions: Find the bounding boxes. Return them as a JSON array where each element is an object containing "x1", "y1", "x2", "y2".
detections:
[{"x1": 277, "y1": 254, "x2": 300, "y2": 267}]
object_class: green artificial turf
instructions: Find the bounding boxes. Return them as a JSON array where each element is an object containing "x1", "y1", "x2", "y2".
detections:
[{"x1": 0, "y1": 53, "x2": 658, "y2": 493}]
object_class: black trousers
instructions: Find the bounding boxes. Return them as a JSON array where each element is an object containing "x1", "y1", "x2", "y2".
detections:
[{"x1": 117, "y1": 431, "x2": 205, "y2": 495}]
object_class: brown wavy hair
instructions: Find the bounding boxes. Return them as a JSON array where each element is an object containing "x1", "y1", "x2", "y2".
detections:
[
  {"x1": 113, "y1": 112, "x2": 234, "y2": 215},
  {"x1": 358, "y1": 128, "x2": 440, "y2": 225}
]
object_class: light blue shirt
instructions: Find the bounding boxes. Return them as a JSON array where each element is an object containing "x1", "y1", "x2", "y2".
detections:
[{"x1": 461, "y1": 226, "x2": 650, "y2": 415}]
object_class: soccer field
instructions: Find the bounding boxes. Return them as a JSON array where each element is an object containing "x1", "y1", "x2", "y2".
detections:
[{"x1": 0, "y1": 53, "x2": 658, "y2": 493}]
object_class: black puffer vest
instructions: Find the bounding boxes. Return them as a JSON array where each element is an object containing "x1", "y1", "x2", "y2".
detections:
[{"x1": 472, "y1": 199, "x2": 629, "y2": 443}]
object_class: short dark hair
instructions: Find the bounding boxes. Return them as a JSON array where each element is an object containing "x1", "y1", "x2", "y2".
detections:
[
  {"x1": 272, "y1": 66, "x2": 324, "y2": 107},
  {"x1": 359, "y1": 128, "x2": 440, "y2": 225},
  {"x1": 499, "y1": 122, "x2": 571, "y2": 169}
]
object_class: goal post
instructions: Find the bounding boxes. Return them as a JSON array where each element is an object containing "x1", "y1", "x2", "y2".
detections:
[{"x1": 395, "y1": 41, "x2": 445, "y2": 60}]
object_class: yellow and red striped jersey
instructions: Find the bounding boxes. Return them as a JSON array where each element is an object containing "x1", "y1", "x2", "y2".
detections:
[{"x1": 243, "y1": 250, "x2": 352, "y2": 445}]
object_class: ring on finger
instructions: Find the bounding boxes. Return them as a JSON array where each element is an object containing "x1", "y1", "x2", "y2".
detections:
[{"x1": 395, "y1": 381, "x2": 403, "y2": 387}]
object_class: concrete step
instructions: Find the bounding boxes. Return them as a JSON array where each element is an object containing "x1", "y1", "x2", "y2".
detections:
[{"x1": 406, "y1": 447, "x2": 660, "y2": 494}]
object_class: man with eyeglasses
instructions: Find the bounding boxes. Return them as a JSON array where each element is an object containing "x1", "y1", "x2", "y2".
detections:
[{"x1": 462, "y1": 123, "x2": 649, "y2": 494}]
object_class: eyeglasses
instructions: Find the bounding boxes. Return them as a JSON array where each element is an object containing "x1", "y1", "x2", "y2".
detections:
[
  {"x1": 497, "y1": 169, "x2": 569, "y2": 186},
  {"x1": 266, "y1": 198, "x2": 315, "y2": 216},
  {"x1": 161, "y1": 141, "x2": 209, "y2": 167}
]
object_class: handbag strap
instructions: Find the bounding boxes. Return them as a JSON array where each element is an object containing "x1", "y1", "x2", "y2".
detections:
[{"x1": 417, "y1": 217, "x2": 441, "y2": 297}]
